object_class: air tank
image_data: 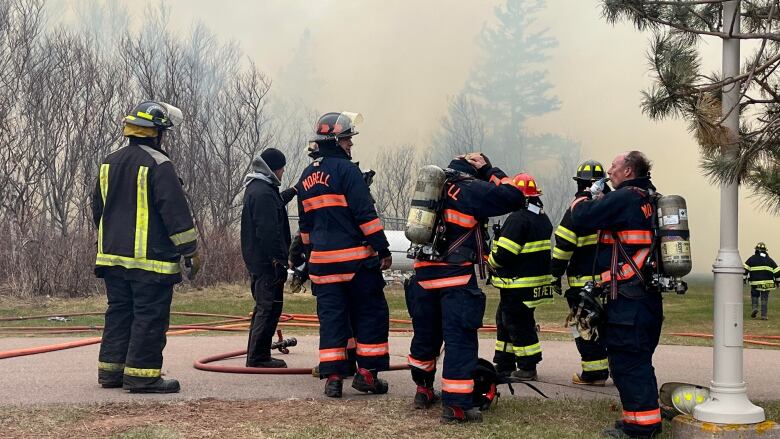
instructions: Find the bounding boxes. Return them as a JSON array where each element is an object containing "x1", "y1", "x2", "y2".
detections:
[
  {"x1": 656, "y1": 195, "x2": 691, "y2": 278},
  {"x1": 405, "y1": 165, "x2": 446, "y2": 245}
]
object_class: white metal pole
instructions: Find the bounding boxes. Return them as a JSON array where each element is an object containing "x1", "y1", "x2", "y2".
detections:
[{"x1": 693, "y1": 0, "x2": 764, "y2": 424}]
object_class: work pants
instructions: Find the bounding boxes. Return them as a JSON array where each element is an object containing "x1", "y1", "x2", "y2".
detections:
[
  {"x1": 406, "y1": 274, "x2": 485, "y2": 410},
  {"x1": 314, "y1": 267, "x2": 389, "y2": 377},
  {"x1": 494, "y1": 289, "x2": 541, "y2": 372},
  {"x1": 98, "y1": 275, "x2": 173, "y2": 381},
  {"x1": 246, "y1": 270, "x2": 286, "y2": 366},
  {"x1": 600, "y1": 291, "x2": 663, "y2": 437}
]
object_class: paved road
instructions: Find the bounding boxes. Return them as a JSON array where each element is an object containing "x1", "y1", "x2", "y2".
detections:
[{"x1": 1, "y1": 336, "x2": 778, "y2": 404}]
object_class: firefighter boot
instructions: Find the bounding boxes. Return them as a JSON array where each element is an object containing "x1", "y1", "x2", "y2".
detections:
[
  {"x1": 441, "y1": 405, "x2": 483, "y2": 423},
  {"x1": 123, "y1": 375, "x2": 181, "y2": 394},
  {"x1": 98, "y1": 370, "x2": 123, "y2": 389},
  {"x1": 511, "y1": 367, "x2": 537, "y2": 381},
  {"x1": 352, "y1": 368, "x2": 389, "y2": 394},
  {"x1": 324, "y1": 374, "x2": 343, "y2": 398},
  {"x1": 603, "y1": 421, "x2": 660, "y2": 438},
  {"x1": 414, "y1": 386, "x2": 440, "y2": 409},
  {"x1": 247, "y1": 357, "x2": 287, "y2": 368},
  {"x1": 572, "y1": 372, "x2": 607, "y2": 387}
]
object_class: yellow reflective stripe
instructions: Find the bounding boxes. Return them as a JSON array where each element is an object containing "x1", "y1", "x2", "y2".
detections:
[
  {"x1": 136, "y1": 111, "x2": 154, "y2": 121},
  {"x1": 555, "y1": 226, "x2": 577, "y2": 245},
  {"x1": 748, "y1": 266, "x2": 776, "y2": 272},
  {"x1": 488, "y1": 253, "x2": 502, "y2": 269},
  {"x1": 577, "y1": 234, "x2": 598, "y2": 247},
  {"x1": 170, "y1": 228, "x2": 197, "y2": 246},
  {"x1": 743, "y1": 263, "x2": 750, "y2": 270},
  {"x1": 134, "y1": 166, "x2": 149, "y2": 259},
  {"x1": 123, "y1": 366, "x2": 161, "y2": 378},
  {"x1": 496, "y1": 237, "x2": 522, "y2": 255},
  {"x1": 495, "y1": 340, "x2": 514, "y2": 352},
  {"x1": 513, "y1": 343, "x2": 541, "y2": 357},
  {"x1": 567, "y1": 274, "x2": 601, "y2": 287},
  {"x1": 98, "y1": 164, "x2": 110, "y2": 255},
  {"x1": 98, "y1": 361, "x2": 124, "y2": 372},
  {"x1": 552, "y1": 247, "x2": 573, "y2": 261},
  {"x1": 490, "y1": 275, "x2": 554, "y2": 288},
  {"x1": 775, "y1": 267, "x2": 780, "y2": 274},
  {"x1": 96, "y1": 253, "x2": 181, "y2": 275},
  {"x1": 582, "y1": 359, "x2": 609, "y2": 372},
  {"x1": 524, "y1": 297, "x2": 554, "y2": 308},
  {"x1": 520, "y1": 239, "x2": 551, "y2": 254}
]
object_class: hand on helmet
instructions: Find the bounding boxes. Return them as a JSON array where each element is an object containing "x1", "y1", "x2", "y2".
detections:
[{"x1": 464, "y1": 152, "x2": 488, "y2": 170}]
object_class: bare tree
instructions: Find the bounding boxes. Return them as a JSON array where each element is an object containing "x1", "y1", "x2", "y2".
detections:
[
  {"x1": 370, "y1": 144, "x2": 420, "y2": 229},
  {"x1": 432, "y1": 94, "x2": 487, "y2": 165}
]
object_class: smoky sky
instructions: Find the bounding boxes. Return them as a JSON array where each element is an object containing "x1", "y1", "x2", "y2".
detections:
[{"x1": 55, "y1": 0, "x2": 778, "y2": 274}]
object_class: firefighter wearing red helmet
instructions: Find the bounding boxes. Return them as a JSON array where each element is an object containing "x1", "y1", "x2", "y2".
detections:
[
  {"x1": 488, "y1": 173, "x2": 554, "y2": 382},
  {"x1": 295, "y1": 111, "x2": 393, "y2": 398},
  {"x1": 551, "y1": 160, "x2": 610, "y2": 386},
  {"x1": 405, "y1": 153, "x2": 525, "y2": 423}
]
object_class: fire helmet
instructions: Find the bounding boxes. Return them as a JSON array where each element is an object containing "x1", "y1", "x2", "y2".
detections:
[
  {"x1": 573, "y1": 160, "x2": 606, "y2": 182},
  {"x1": 513, "y1": 173, "x2": 542, "y2": 197},
  {"x1": 311, "y1": 111, "x2": 363, "y2": 143},
  {"x1": 124, "y1": 101, "x2": 183, "y2": 129},
  {"x1": 756, "y1": 242, "x2": 768, "y2": 251},
  {"x1": 473, "y1": 358, "x2": 500, "y2": 411}
]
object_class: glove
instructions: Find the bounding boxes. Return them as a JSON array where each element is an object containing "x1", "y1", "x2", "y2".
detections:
[
  {"x1": 272, "y1": 260, "x2": 288, "y2": 285},
  {"x1": 184, "y1": 252, "x2": 202, "y2": 280},
  {"x1": 552, "y1": 277, "x2": 563, "y2": 295},
  {"x1": 743, "y1": 276, "x2": 748, "y2": 285},
  {"x1": 588, "y1": 177, "x2": 609, "y2": 197}
]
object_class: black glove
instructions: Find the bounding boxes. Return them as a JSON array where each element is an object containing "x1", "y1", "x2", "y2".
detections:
[
  {"x1": 552, "y1": 277, "x2": 563, "y2": 295},
  {"x1": 272, "y1": 260, "x2": 288, "y2": 285}
]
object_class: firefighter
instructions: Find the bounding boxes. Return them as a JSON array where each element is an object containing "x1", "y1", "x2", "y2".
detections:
[
  {"x1": 744, "y1": 242, "x2": 779, "y2": 320},
  {"x1": 295, "y1": 111, "x2": 392, "y2": 398},
  {"x1": 406, "y1": 153, "x2": 525, "y2": 423},
  {"x1": 93, "y1": 101, "x2": 199, "y2": 393},
  {"x1": 570, "y1": 151, "x2": 662, "y2": 438},
  {"x1": 489, "y1": 173, "x2": 554, "y2": 382},
  {"x1": 550, "y1": 160, "x2": 610, "y2": 386},
  {"x1": 241, "y1": 148, "x2": 291, "y2": 368}
]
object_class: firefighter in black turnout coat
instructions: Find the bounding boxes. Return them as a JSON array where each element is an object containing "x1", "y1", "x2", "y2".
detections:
[
  {"x1": 570, "y1": 151, "x2": 662, "y2": 438},
  {"x1": 295, "y1": 112, "x2": 393, "y2": 398},
  {"x1": 551, "y1": 160, "x2": 610, "y2": 386},
  {"x1": 241, "y1": 148, "x2": 292, "y2": 368},
  {"x1": 406, "y1": 153, "x2": 525, "y2": 423},
  {"x1": 93, "y1": 101, "x2": 199, "y2": 393},
  {"x1": 744, "y1": 242, "x2": 780, "y2": 320},
  {"x1": 489, "y1": 173, "x2": 554, "y2": 382}
]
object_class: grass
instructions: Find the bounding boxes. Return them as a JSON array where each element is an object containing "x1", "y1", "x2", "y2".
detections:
[
  {"x1": 1, "y1": 398, "x2": 779, "y2": 439},
  {"x1": 1, "y1": 279, "x2": 777, "y2": 348}
]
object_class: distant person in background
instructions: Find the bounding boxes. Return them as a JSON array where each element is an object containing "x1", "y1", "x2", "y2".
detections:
[
  {"x1": 744, "y1": 242, "x2": 780, "y2": 320},
  {"x1": 241, "y1": 148, "x2": 291, "y2": 368}
]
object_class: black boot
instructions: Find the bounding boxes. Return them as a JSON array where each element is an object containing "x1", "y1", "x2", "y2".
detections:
[
  {"x1": 442, "y1": 405, "x2": 482, "y2": 423},
  {"x1": 123, "y1": 375, "x2": 181, "y2": 394},
  {"x1": 511, "y1": 367, "x2": 537, "y2": 381},
  {"x1": 414, "y1": 386, "x2": 440, "y2": 409},
  {"x1": 98, "y1": 370, "x2": 123, "y2": 388},
  {"x1": 352, "y1": 368, "x2": 389, "y2": 394},
  {"x1": 324, "y1": 374, "x2": 343, "y2": 398},
  {"x1": 247, "y1": 357, "x2": 287, "y2": 368}
]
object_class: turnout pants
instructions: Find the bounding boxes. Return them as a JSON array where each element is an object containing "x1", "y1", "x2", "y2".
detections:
[
  {"x1": 494, "y1": 289, "x2": 541, "y2": 372},
  {"x1": 98, "y1": 275, "x2": 174, "y2": 382},
  {"x1": 246, "y1": 270, "x2": 286, "y2": 366},
  {"x1": 314, "y1": 267, "x2": 389, "y2": 378},
  {"x1": 566, "y1": 288, "x2": 609, "y2": 380},
  {"x1": 406, "y1": 274, "x2": 485, "y2": 410},
  {"x1": 600, "y1": 291, "x2": 663, "y2": 437},
  {"x1": 751, "y1": 288, "x2": 770, "y2": 318}
]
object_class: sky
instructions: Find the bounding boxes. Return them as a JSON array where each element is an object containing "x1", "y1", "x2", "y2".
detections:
[{"x1": 55, "y1": 0, "x2": 778, "y2": 274}]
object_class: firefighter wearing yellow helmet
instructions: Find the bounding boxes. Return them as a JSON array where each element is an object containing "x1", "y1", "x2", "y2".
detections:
[{"x1": 93, "y1": 100, "x2": 199, "y2": 393}]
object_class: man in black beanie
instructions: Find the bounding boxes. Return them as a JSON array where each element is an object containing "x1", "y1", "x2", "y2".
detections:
[{"x1": 241, "y1": 147, "x2": 291, "y2": 368}]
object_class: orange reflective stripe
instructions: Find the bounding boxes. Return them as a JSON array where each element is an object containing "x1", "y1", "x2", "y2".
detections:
[
  {"x1": 300, "y1": 232, "x2": 311, "y2": 245},
  {"x1": 413, "y1": 261, "x2": 472, "y2": 269},
  {"x1": 418, "y1": 274, "x2": 472, "y2": 290},
  {"x1": 346, "y1": 337, "x2": 356, "y2": 350},
  {"x1": 601, "y1": 248, "x2": 651, "y2": 282},
  {"x1": 623, "y1": 408, "x2": 661, "y2": 425},
  {"x1": 319, "y1": 347, "x2": 347, "y2": 362},
  {"x1": 359, "y1": 218, "x2": 384, "y2": 236},
  {"x1": 600, "y1": 230, "x2": 653, "y2": 245},
  {"x1": 302, "y1": 194, "x2": 348, "y2": 212},
  {"x1": 310, "y1": 246, "x2": 376, "y2": 264},
  {"x1": 309, "y1": 273, "x2": 356, "y2": 284},
  {"x1": 488, "y1": 175, "x2": 513, "y2": 186},
  {"x1": 442, "y1": 378, "x2": 474, "y2": 394},
  {"x1": 407, "y1": 355, "x2": 436, "y2": 372},
  {"x1": 443, "y1": 209, "x2": 478, "y2": 228},
  {"x1": 570, "y1": 196, "x2": 588, "y2": 210},
  {"x1": 356, "y1": 342, "x2": 389, "y2": 357}
]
